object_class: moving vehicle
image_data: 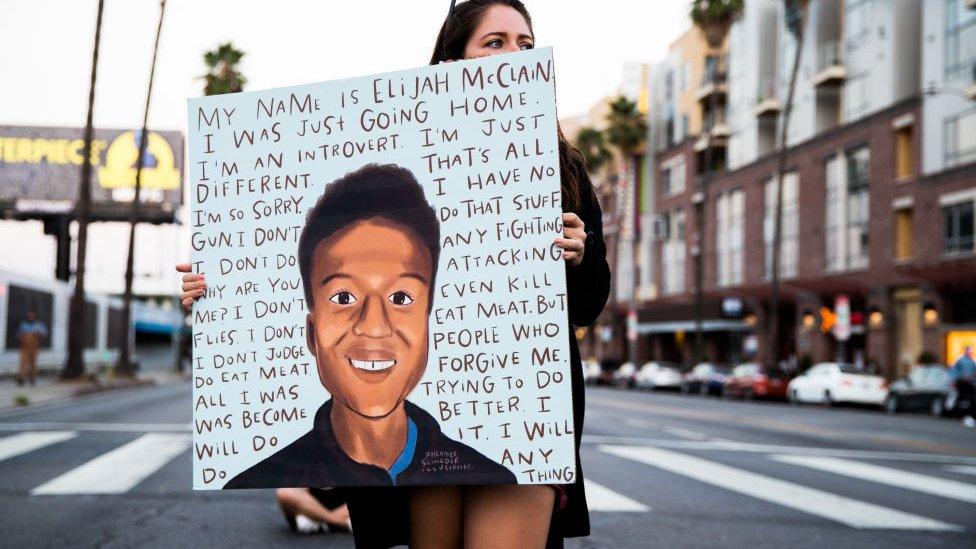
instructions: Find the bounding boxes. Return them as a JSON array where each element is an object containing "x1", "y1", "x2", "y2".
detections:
[
  {"x1": 787, "y1": 363, "x2": 888, "y2": 407},
  {"x1": 723, "y1": 363, "x2": 790, "y2": 400},
  {"x1": 612, "y1": 362, "x2": 638, "y2": 388},
  {"x1": 884, "y1": 365, "x2": 951, "y2": 415},
  {"x1": 635, "y1": 361, "x2": 683, "y2": 390}
]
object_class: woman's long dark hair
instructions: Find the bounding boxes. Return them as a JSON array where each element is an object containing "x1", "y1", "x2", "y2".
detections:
[{"x1": 430, "y1": 0, "x2": 585, "y2": 213}]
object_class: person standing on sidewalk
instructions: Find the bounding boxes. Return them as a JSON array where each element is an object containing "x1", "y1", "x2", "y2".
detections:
[
  {"x1": 16, "y1": 311, "x2": 48, "y2": 386},
  {"x1": 950, "y1": 345, "x2": 976, "y2": 427},
  {"x1": 178, "y1": 2, "x2": 611, "y2": 546}
]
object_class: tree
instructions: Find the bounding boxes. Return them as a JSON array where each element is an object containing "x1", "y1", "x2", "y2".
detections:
[
  {"x1": 604, "y1": 95, "x2": 647, "y2": 368},
  {"x1": 574, "y1": 126, "x2": 611, "y2": 175},
  {"x1": 63, "y1": 0, "x2": 105, "y2": 380},
  {"x1": 768, "y1": 0, "x2": 808, "y2": 367},
  {"x1": 689, "y1": 0, "x2": 743, "y2": 366},
  {"x1": 201, "y1": 42, "x2": 246, "y2": 96},
  {"x1": 117, "y1": 0, "x2": 167, "y2": 376}
]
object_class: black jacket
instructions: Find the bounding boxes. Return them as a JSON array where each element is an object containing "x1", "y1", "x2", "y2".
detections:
[{"x1": 224, "y1": 398, "x2": 515, "y2": 489}]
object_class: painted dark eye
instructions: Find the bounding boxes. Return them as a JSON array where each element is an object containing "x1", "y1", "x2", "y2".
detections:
[
  {"x1": 329, "y1": 291, "x2": 357, "y2": 305},
  {"x1": 389, "y1": 291, "x2": 414, "y2": 306}
]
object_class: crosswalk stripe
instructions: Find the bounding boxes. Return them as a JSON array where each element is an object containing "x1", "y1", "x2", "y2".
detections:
[
  {"x1": 773, "y1": 455, "x2": 976, "y2": 504},
  {"x1": 584, "y1": 479, "x2": 649, "y2": 512},
  {"x1": 0, "y1": 432, "x2": 77, "y2": 463},
  {"x1": 31, "y1": 433, "x2": 191, "y2": 495},
  {"x1": 945, "y1": 465, "x2": 976, "y2": 476},
  {"x1": 600, "y1": 445, "x2": 961, "y2": 531}
]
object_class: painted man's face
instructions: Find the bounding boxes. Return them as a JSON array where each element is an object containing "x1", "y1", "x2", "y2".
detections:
[{"x1": 306, "y1": 218, "x2": 433, "y2": 419}]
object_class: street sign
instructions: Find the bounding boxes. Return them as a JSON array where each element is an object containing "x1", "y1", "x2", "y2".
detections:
[{"x1": 833, "y1": 295, "x2": 851, "y2": 342}]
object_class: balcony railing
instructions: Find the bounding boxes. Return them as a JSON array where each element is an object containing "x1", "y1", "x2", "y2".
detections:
[
  {"x1": 754, "y1": 76, "x2": 782, "y2": 117},
  {"x1": 813, "y1": 40, "x2": 846, "y2": 87}
]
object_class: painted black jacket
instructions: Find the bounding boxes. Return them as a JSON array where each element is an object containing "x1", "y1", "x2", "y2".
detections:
[{"x1": 224, "y1": 398, "x2": 515, "y2": 489}]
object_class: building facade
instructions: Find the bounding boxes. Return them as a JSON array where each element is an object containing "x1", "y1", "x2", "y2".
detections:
[{"x1": 634, "y1": 0, "x2": 976, "y2": 378}]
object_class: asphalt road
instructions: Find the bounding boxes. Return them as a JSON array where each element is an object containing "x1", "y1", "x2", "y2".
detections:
[{"x1": 1, "y1": 383, "x2": 974, "y2": 548}]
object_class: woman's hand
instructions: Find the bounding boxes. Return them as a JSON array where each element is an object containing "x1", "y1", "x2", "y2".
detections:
[
  {"x1": 554, "y1": 212, "x2": 586, "y2": 267},
  {"x1": 176, "y1": 263, "x2": 206, "y2": 311}
]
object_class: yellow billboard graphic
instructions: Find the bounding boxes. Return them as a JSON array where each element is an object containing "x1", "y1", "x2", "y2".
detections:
[
  {"x1": 97, "y1": 131, "x2": 180, "y2": 190},
  {"x1": 946, "y1": 331, "x2": 976, "y2": 366}
]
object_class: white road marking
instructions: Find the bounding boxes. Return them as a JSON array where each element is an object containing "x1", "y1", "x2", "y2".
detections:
[
  {"x1": 661, "y1": 425, "x2": 711, "y2": 441},
  {"x1": 945, "y1": 465, "x2": 976, "y2": 476},
  {"x1": 623, "y1": 418, "x2": 652, "y2": 429},
  {"x1": 0, "y1": 431, "x2": 77, "y2": 463},
  {"x1": 600, "y1": 445, "x2": 961, "y2": 531},
  {"x1": 581, "y1": 434, "x2": 976, "y2": 465},
  {"x1": 0, "y1": 422, "x2": 191, "y2": 432},
  {"x1": 32, "y1": 433, "x2": 191, "y2": 495},
  {"x1": 584, "y1": 479, "x2": 649, "y2": 512},
  {"x1": 773, "y1": 455, "x2": 976, "y2": 504}
]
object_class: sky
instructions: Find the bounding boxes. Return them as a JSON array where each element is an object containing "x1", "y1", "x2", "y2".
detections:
[
  {"x1": 0, "y1": 0, "x2": 692, "y2": 291},
  {"x1": 0, "y1": 0, "x2": 691, "y2": 132}
]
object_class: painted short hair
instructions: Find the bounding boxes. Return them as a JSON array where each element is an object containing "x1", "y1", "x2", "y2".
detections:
[{"x1": 298, "y1": 163, "x2": 440, "y2": 307}]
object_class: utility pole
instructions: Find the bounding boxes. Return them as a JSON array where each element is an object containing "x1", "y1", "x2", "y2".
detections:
[
  {"x1": 118, "y1": 0, "x2": 167, "y2": 376},
  {"x1": 63, "y1": 0, "x2": 105, "y2": 379}
]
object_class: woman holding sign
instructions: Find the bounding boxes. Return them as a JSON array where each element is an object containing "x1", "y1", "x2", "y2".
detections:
[{"x1": 178, "y1": 1, "x2": 610, "y2": 547}]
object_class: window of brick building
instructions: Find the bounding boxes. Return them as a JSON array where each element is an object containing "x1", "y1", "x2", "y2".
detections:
[
  {"x1": 764, "y1": 173, "x2": 799, "y2": 280},
  {"x1": 662, "y1": 209, "x2": 687, "y2": 295},
  {"x1": 895, "y1": 124, "x2": 915, "y2": 180},
  {"x1": 895, "y1": 207, "x2": 914, "y2": 261},
  {"x1": 945, "y1": 109, "x2": 976, "y2": 168},
  {"x1": 717, "y1": 189, "x2": 745, "y2": 287},
  {"x1": 943, "y1": 200, "x2": 975, "y2": 255},
  {"x1": 825, "y1": 146, "x2": 871, "y2": 271}
]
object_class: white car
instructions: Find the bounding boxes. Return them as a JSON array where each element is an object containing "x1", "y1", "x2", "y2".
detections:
[
  {"x1": 787, "y1": 362, "x2": 888, "y2": 406},
  {"x1": 635, "y1": 361, "x2": 683, "y2": 390},
  {"x1": 583, "y1": 358, "x2": 602, "y2": 385},
  {"x1": 612, "y1": 362, "x2": 638, "y2": 388}
]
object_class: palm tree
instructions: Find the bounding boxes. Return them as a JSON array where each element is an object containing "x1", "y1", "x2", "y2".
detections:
[
  {"x1": 63, "y1": 0, "x2": 105, "y2": 380},
  {"x1": 574, "y1": 126, "x2": 611, "y2": 175},
  {"x1": 689, "y1": 0, "x2": 743, "y2": 366},
  {"x1": 768, "y1": 0, "x2": 808, "y2": 368},
  {"x1": 202, "y1": 42, "x2": 246, "y2": 95},
  {"x1": 117, "y1": 0, "x2": 167, "y2": 376},
  {"x1": 604, "y1": 95, "x2": 647, "y2": 368}
]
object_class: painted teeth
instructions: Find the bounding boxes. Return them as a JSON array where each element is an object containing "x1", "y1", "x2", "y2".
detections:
[{"x1": 351, "y1": 359, "x2": 395, "y2": 371}]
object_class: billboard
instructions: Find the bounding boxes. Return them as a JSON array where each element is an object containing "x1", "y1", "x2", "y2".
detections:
[{"x1": 0, "y1": 126, "x2": 183, "y2": 221}]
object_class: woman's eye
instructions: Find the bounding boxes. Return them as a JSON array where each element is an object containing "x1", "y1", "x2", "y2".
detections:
[
  {"x1": 520, "y1": 42, "x2": 534, "y2": 50},
  {"x1": 487, "y1": 39, "x2": 503, "y2": 49},
  {"x1": 329, "y1": 291, "x2": 357, "y2": 305},
  {"x1": 389, "y1": 291, "x2": 414, "y2": 306}
]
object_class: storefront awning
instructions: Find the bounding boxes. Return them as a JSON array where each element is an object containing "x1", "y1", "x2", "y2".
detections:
[{"x1": 638, "y1": 319, "x2": 751, "y2": 335}]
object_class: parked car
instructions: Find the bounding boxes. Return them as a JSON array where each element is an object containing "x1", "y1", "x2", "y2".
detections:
[
  {"x1": 885, "y1": 364, "x2": 951, "y2": 416},
  {"x1": 635, "y1": 361, "x2": 683, "y2": 391},
  {"x1": 596, "y1": 358, "x2": 622, "y2": 386},
  {"x1": 682, "y1": 363, "x2": 730, "y2": 396},
  {"x1": 787, "y1": 363, "x2": 888, "y2": 407},
  {"x1": 723, "y1": 363, "x2": 790, "y2": 400},
  {"x1": 583, "y1": 358, "x2": 602, "y2": 385},
  {"x1": 612, "y1": 362, "x2": 638, "y2": 388}
]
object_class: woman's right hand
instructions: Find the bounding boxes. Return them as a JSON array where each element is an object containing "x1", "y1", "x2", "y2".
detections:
[{"x1": 176, "y1": 263, "x2": 206, "y2": 311}]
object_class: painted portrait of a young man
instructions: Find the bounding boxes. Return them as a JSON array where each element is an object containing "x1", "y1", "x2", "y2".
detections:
[{"x1": 225, "y1": 164, "x2": 515, "y2": 488}]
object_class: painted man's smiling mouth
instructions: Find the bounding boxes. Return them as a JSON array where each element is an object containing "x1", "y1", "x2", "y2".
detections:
[{"x1": 348, "y1": 358, "x2": 397, "y2": 372}]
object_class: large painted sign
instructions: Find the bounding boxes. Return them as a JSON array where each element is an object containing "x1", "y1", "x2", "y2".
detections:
[
  {"x1": 0, "y1": 126, "x2": 183, "y2": 218},
  {"x1": 187, "y1": 48, "x2": 575, "y2": 489}
]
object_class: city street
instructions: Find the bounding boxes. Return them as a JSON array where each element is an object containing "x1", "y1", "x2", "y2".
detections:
[{"x1": 1, "y1": 383, "x2": 974, "y2": 548}]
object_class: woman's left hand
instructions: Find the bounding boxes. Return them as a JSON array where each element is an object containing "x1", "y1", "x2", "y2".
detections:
[{"x1": 555, "y1": 212, "x2": 586, "y2": 267}]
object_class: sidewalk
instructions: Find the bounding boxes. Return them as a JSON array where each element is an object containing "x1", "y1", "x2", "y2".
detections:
[{"x1": 0, "y1": 370, "x2": 188, "y2": 412}]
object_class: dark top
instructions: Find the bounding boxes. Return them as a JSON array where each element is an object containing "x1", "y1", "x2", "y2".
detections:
[
  {"x1": 224, "y1": 399, "x2": 515, "y2": 489},
  {"x1": 346, "y1": 169, "x2": 612, "y2": 548}
]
